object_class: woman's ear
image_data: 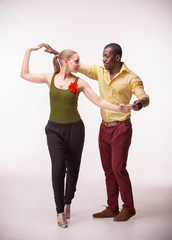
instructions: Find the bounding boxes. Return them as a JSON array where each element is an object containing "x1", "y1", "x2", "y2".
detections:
[{"x1": 63, "y1": 58, "x2": 68, "y2": 66}]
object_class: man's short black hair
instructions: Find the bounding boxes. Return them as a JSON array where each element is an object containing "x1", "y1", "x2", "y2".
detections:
[{"x1": 104, "y1": 43, "x2": 122, "y2": 58}]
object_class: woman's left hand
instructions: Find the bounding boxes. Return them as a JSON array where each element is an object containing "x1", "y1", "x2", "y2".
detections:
[
  {"x1": 119, "y1": 104, "x2": 133, "y2": 113},
  {"x1": 29, "y1": 45, "x2": 43, "y2": 52}
]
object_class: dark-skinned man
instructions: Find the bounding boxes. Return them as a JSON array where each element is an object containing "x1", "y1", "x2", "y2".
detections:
[{"x1": 40, "y1": 43, "x2": 149, "y2": 222}]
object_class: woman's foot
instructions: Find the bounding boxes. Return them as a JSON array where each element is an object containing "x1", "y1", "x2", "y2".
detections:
[
  {"x1": 57, "y1": 212, "x2": 68, "y2": 228},
  {"x1": 64, "y1": 204, "x2": 71, "y2": 219}
]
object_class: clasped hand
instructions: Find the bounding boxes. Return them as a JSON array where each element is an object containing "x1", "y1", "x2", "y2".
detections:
[
  {"x1": 119, "y1": 104, "x2": 133, "y2": 112},
  {"x1": 119, "y1": 101, "x2": 143, "y2": 112}
]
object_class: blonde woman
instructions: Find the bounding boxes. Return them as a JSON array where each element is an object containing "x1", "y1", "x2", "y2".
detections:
[{"x1": 21, "y1": 45, "x2": 132, "y2": 228}]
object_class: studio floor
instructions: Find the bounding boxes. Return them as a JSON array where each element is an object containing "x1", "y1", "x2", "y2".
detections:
[{"x1": 0, "y1": 171, "x2": 172, "y2": 240}]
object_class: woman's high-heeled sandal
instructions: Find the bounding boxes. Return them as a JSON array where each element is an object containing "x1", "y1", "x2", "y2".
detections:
[
  {"x1": 57, "y1": 212, "x2": 68, "y2": 228},
  {"x1": 64, "y1": 204, "x2": 71, "y2": 219}
]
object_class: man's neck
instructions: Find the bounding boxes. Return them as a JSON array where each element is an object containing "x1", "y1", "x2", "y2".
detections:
[{"x1": 110, "y1": 62, "x2": 123, "y2": 79}]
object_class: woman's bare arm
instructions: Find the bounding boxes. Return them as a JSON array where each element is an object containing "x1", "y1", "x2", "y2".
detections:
[
  {"x1": 20, "y1": 46, "x2": 52, "y2": 86},
  {"x1": 78, "y1": 79, "x2": 132, "y2": 112}
]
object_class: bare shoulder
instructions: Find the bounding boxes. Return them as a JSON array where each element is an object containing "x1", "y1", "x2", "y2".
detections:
[{"x1": 78, "y1": 78, "x2": 89, "y2": 90}]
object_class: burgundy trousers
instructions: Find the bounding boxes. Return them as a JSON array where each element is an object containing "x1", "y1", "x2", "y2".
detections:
[{"x1": 99, "y1": 120, "x2": 134, "y2": 211}]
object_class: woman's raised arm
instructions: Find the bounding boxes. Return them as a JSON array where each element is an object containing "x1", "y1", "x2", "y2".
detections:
[
  {"x1": 79, "y1": 79, "x2": 132, "y2": 113},
  {"x1": 20, "y1": 46, "x2": 52, "y2": 85}
]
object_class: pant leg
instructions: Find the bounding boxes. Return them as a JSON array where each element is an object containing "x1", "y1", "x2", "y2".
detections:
[
  {"x1": 111, "y1": 121, "x2": 134, "y2": 210},
  {"x1": 99, "y1": 123, "x2": 119, "y2": 211},
  {"x1": 45, "y1": 122, "x2": 66, "y2": 214},
  {"x1": 64, "y1": 121, "x2": 85, "y2": 204}
]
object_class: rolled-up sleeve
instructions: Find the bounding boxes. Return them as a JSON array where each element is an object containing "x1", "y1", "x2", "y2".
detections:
[
  {"x1": 78, "y1": 64, "x2": 99, "y2": 80},
  {"x1": 131, "y1": 76, "x2": 149, "y2": 100}
]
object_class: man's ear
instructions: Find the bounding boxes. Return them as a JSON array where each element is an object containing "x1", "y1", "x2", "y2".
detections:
[{"x1": 116, "y1": 55, "x2": 121, "y2": 62}]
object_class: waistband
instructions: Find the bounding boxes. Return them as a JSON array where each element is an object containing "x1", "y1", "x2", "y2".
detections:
[
  {"x1": 102, "y1": 118, "x2": 131, "y2": 128},
  {"x1": 47, "y1": 119, "x2": 84, "y2": 128}
]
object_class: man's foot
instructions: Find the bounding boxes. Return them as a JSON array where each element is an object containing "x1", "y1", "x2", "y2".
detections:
[
  {"x1": 93, "y1": 207, "x2": 119, "y2": 218},
  {"x1": 57, "y1": 212, "x2": 68, "y2": 228},
  {"x1": 114, "y1": 207, "x2": 136, "y2": 222}
]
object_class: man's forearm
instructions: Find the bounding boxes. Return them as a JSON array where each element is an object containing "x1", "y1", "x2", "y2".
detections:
[
  {"x1": 52, "y1": 49, "x2": 59, "y2": 55},
  {"x1": 140, "y1": 97, "x2": 149, "y2": 108},
  {"x1": 39, "y1": 43, "x2": 60, "y2": 55},
  {"x1": 46, "y1": 47, "x2": 59, "y2": 55}
]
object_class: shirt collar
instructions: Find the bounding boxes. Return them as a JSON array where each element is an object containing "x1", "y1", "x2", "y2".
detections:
[
  {"x1": 120, "y1": 62, "x2": 130, "y2": 73},
  {"x1": 103, "y1": 62, "x2": 130, "y2": 74}
]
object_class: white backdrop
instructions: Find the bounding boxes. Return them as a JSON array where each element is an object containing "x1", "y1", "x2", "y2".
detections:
[{"x1": 0, "y1": 0, "x2": 172, "y2": 187}]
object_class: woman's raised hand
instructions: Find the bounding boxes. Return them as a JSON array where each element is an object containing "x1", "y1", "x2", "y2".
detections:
[{"x1": 29, "y1": 45, "x2": 43, "y2": 52}]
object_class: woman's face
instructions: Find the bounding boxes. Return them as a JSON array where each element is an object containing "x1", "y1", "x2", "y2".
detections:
[{"x1": 67, "y1": 53, "x2": 81, "y2": 73}]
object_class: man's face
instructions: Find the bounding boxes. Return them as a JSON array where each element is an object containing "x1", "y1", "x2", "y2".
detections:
[{"x1": 102, "y1": 47, "x2": 118, "y2": 71}]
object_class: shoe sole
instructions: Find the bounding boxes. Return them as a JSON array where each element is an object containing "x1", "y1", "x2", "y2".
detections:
[{"x1": 113, "y1": 213, "x2": 136, "y2": 222}]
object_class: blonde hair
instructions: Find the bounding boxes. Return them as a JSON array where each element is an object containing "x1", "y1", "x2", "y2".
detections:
[{"x1": 53, "y1": 49, "x2": 77, "y2": 74}]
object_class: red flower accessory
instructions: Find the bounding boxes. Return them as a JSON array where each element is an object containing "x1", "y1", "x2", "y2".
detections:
[{"x1": 68, "y1": 82, "x2": 78, "y2": 93}]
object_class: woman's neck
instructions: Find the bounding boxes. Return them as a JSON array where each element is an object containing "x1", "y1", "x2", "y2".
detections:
[{"x1": 58, "y1": 68, "x2": 73, "y2": 80}]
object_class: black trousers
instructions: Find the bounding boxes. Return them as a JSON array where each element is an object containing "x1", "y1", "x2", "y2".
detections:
[{"x1": 45, "y1": 120, "x2": 85, "y2": 214}]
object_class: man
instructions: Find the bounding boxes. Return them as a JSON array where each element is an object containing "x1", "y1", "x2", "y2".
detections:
[{"x1": 41, "y1": 43, "x2": 149, "y2": 221}]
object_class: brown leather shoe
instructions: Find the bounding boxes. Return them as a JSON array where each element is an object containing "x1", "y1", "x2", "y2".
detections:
[
  {"x1": 93, "y1": 208, "x2": 119, "y2": 218},
  {"x1": 114, "y1": 207, "x2": 136, "y2": 222}
]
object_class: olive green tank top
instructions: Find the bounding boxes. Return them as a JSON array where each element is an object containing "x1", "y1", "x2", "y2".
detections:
[{"x1": 49, "y1": 74, "x2": 81, "y2": 124}]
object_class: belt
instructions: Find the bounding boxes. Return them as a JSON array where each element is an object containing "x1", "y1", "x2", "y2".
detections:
[{"x1": 102, "y1": 118, "x2": 130, "y2": 128}]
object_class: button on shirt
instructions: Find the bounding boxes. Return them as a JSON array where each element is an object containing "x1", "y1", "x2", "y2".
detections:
[{"x1": 78, "y1": 63, "x2": 149, "y2": 122}]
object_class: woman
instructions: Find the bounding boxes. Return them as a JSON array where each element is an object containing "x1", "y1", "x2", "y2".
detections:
[{"x1": 21, "y1": 45, "x2": 132, "y2": 228}]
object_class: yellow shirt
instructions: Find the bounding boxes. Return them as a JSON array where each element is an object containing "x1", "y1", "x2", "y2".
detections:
[{"x1": 78, "y1": 63, "x2": 149, "y2": 122}]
